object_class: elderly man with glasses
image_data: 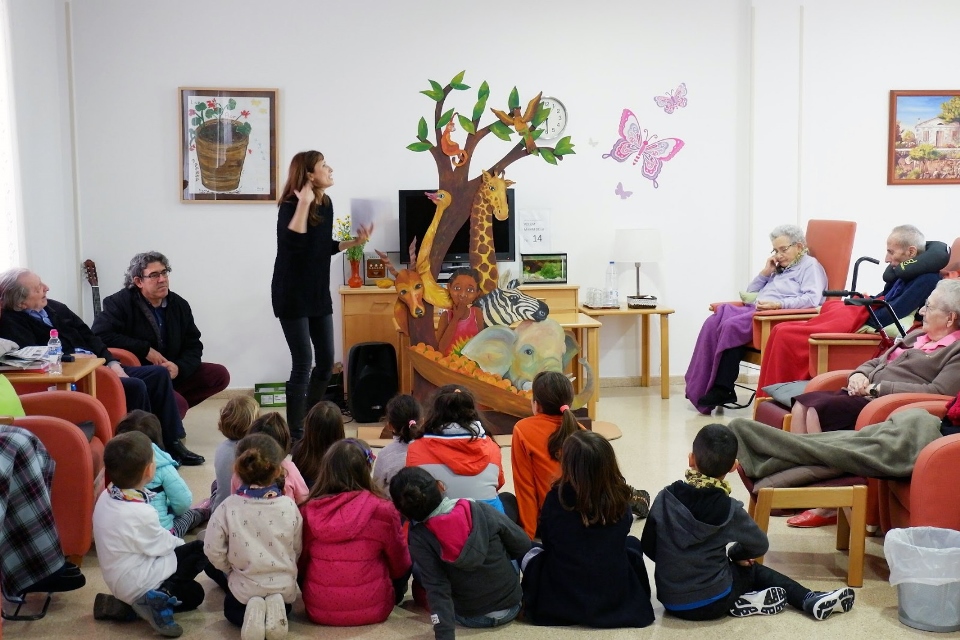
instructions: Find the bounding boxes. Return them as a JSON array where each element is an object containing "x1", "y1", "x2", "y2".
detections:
[
  {"x1": 93, "y1": 251, "x2": 230, "y2": 424},
  {"x1": 0, "y1": 267, "x2": 205, "y2": 465}
]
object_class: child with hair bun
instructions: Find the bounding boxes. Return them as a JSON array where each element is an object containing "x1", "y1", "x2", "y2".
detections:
[
  {"x1": 231, "y1": 412, "x2": 310, "y2": 505},
  {"x1": 372, "y1": 394, "x2": 422, "y2": 491},
  {"x1": 205, "y1": 433, "x2": 303, "y2": 639},
  {"x1": 299, "y1": 439, "x2": 411, "y2": 626},
  {"x1": 291, "y1": 400, "x2": 345, "y2": 490}
]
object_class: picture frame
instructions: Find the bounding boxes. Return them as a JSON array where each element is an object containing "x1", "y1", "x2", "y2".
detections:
[
  {"x1": 180, "y1": 87, "x2": 279, "y2": 202},
  {"x1": 520, "y1": 253, "x2": 568, "y2": 284},
  {"x1": 888, "y1": 90, "x2": 960, "y2": 185}
]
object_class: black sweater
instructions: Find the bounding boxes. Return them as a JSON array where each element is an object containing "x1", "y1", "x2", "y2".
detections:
[
  {"x1": 270, "y1": 198, "x2": 342, "y2": 319},
  {"x1": 0, "y1": 300, "x2": 114, "y2": 362}
]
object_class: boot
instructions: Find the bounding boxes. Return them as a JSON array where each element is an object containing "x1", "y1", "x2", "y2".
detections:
[
  {"x1": 306, "y1": 367, "x2": 331, "y2": 409},
  {"x1": 285, "y1": 382, "x2": 308, "y2": 442}
]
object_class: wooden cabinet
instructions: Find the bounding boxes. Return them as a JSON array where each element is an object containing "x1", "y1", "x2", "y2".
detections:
[{"x1": 518, "y1": 284, "x2": 579, "y2": 315}]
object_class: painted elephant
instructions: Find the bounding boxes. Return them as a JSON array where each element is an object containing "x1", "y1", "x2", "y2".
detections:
[{"x1": 461, "y1": 318, "x2": 595, "y2": 409}]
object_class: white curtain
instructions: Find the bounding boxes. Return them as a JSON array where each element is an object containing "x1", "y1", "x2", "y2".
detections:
[{"x1": 0, "y1": 0, "x2": 20, "y2": 271}]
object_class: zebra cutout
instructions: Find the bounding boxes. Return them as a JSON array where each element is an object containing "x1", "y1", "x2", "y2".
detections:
[{"x1": 474, "y1": 279, "x2": 549, "y2": 326}]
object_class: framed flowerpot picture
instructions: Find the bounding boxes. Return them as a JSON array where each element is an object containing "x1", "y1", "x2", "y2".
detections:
[
  {"x1": 180, "y1": 87, "x2": 279, "y2": 202},
  {"x1": 888, "y1": 89, "x2": 960, "y2": 185},
  {"x1": 520, "y1": 253, "x2": 568, "y2": 284}
]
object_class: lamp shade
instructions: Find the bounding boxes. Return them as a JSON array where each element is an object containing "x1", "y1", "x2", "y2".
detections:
[{"x1": 612, "y1": 228, "x2": 663, "y2": 264}]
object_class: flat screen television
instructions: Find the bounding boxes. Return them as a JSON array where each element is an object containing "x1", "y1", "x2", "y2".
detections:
[{"x1": 398, "y1": 189, "x2": 516, "y2": 265}]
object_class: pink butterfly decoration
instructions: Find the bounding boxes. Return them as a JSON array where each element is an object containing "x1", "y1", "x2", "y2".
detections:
[
  {"x1": 654, "y1": 82, "x2": 688, "y2": 114},
  {"x1": 602, "y1": 109, "x2": 684, "y2": 188},
  {"x1": 615, "y1": 182, "x2": 633, "y2": 199}
]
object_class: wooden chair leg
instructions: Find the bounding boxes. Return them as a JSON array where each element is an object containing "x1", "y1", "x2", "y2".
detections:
[
  {"x1": 845, "y1": 485, "x2": 867, "y2": 588},
  {"x1": 753, "y1": 488, "x2": 774, "y2": 565}
]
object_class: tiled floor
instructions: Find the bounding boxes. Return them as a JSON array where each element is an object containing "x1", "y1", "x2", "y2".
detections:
[{"x1": 4, "y1": 384, "x2": 912, "y2": 638}]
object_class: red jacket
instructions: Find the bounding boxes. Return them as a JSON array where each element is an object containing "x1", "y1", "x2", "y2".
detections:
[{"x1": 299, "y1": 490, "x2": 411, "y2": 626}]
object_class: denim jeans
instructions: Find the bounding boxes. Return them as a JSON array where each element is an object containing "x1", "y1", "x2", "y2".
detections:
[
  {"x1": 455, "y1": 603, "x2": 521, "y2": 628},
  {"x1": 278, "y1": 314, "x2": 334, "y2": 391}
]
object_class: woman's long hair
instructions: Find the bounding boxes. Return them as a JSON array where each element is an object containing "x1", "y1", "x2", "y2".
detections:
[
  {"x1": 420, "y1": 384, "x2": 483, "y2": 439},
  {"x1": 307, "y1": 439, "x2": 380, "y2": 500},
  {"x1": 292, "y1": 401, "x2": 345, "y2": 486},
  {"x1": 531, "y1": 371, "x2": 579, "y2": 460},
  {"x1": 279, "y1": 150, "x2": 330, "y2": 225},
  {"x1": 556, "y1": 430, "x2": 631, "y2": 527}
]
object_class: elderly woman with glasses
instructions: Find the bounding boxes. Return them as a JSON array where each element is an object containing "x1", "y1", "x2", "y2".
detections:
[{"x1": 685, "y1": 224, "x2": 828, "y2": 414}]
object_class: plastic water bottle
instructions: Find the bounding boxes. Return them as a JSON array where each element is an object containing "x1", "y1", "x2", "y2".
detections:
[
  {"x1": 605, "y1": 261, "x2": 619, "y2": 307},
  {"x1": 46, "y1": 329, "x2": 63, "y2": 375}
]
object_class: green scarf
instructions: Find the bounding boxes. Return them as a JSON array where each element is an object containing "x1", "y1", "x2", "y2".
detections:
[{"x1": 685, "y1": 468, "x2": 732, "y2": 495}]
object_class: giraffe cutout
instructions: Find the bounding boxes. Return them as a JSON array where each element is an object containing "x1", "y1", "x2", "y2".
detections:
[{"x1": 469, "y1": 170, "x2": 515, "y2": 293}]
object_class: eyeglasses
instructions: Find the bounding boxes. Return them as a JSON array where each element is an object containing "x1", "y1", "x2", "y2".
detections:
[
  {"x1": 771, "y1": 244, "x2": 798, "y2": 256},
  {"x1": 140, "y1": 269, "x2": 171, "y2": 280},
  {"x1": 921, "y1": 300, "x2": 943, "y2": 312}
]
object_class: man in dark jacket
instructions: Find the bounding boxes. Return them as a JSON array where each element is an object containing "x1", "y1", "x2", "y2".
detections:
[
  {"x1": 92, "y1": 251, "x2": 229, "y2": 419},
  {"x1": 0, "y1": 268, "x2": 203, "y2": 465}
]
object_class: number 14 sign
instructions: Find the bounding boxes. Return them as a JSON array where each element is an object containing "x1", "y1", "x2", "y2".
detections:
[{"x1": 520, "y1": 209, "x2": 551, "y2": 252}]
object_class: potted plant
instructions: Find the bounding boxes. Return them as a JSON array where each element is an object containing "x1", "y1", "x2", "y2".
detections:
[
  {"x1": 188, "y1": 98, "x2": 252, "y2": 192},
  {"x1": 335, "y1": 216, "x2": 366, "y2": 288}
]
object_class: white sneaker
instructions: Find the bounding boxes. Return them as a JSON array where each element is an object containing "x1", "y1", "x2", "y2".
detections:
[
  {"x1": 804, "y1": 588, "x2": 855, "y2": 621},
  {"x1": 729, "y1": 587, "x2": 787, "y2": 617},
  {"x1": 241, "y1": 596, "x2": 266, "y2": 640},
  {"x1": 264, "y1": 593, "x2": 288, "y2": 640}
]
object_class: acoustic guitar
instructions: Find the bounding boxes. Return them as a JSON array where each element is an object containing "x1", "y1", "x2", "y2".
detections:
[{"x1": 81, "y1": 259, "x2": 102, "y2": 318}]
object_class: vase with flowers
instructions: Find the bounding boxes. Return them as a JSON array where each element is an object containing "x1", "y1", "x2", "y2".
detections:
[
  {"x1": 336, "y1": 215, "x2": 366, "y2": 288},
  {"x1": 188, "y1": 97, "x2": 253, "y2": 192}
]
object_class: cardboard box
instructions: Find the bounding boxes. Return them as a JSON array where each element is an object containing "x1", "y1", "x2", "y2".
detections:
[{"x1": 254, "y1": 382, "x2": 286, "y2": 407}]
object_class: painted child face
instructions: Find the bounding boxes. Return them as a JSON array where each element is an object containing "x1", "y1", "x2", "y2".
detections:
[{"x1": 448, "y1": 274, "x2": 479, "y2": 306}]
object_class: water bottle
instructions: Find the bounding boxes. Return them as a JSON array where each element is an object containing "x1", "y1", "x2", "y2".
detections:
[
  {"x1": 46, "y1": 329, "x2": 63, "y2": 375},
  {"x1": 605, "y1": 261, "x2": 619, "y2": 307}
]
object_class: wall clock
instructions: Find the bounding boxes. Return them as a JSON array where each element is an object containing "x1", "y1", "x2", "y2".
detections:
[{"x1": 539, "y1": 96, "x2": 568, "y2": 141}]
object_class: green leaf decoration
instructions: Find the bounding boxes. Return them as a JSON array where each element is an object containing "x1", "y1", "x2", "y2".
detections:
[
  {"x1": 226, "y1": 98, "x2": 236, "y2": 110},
  {"x1": 531, "y1": 128, "x2": 544, "y2": 141},
  {"x1": 508, "y1": 87, "x2": 520, "y2": 110},
  {"x1": 437, "y1": 109, "x2": 455, "y2": 129},
  {"x1": 531, "y1": 105, "x2": 550, "y2": 128},
  {"x1": 237, "y1": 122, "x2": 252, "y2": 136},
  {"x1": 478, "y1": 81, "x2": 490, "y2": 100},
  {"x1": 194, "y1": 102, "x2": 206, "y2": 112},
  {"x1": 451, "y1": 83, "x2": 470, "y2": 91},
  {"x1": 407, "y1": 142, "x2": 434, "y2": 152},
  {"x1": 191, "y1": 116, "x2": 202, "y2": 126},
  {"x1": 204, "y1": 108, "x2": 215, "y2": 119},
  {"x1": 539, "y1": 148, "x2": 558, "y2": 164},
  {"x1": 458, "y1": 114, "x2": 476, "y2": 134},
  {"x1": 429, "y1": 79, "x2": 443, "y2": 93},
  {"x1": 529, "y1": 147, "x2": 541, "y2": 156},
  {"x1": 451, "y1": 70, "x2": 466, "y2": 85},
  {"x1": 489, "y1": 121, "x2": 513, "y2": 141},
  {"x1": 418, "y1": 117, "x2": 428, "y2": 141},
  {"x1": 553, "y1": 136, "x2": 576, "y2": 156},
  {"x1": 471, "y1": 81, "x2": 490, "y2": 121},
  {"x1": 420, "y1": 89, "x2": 444, "y2": 101}
]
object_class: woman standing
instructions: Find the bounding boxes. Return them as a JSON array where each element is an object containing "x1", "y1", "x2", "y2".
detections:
[{"x1": 272, "y1": 151, "x2": 372, "y2": 440}]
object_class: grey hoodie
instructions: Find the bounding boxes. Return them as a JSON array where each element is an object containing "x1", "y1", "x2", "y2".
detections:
[
  {"x1": 640, "y1": 480, "x2": 768, "y2": 609},
  {"x1": 409, "y1": 499, "x2": 530, "y2": 640}
]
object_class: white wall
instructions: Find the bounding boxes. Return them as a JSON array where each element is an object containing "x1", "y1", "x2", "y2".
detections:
[{"x1": 9, "y1": 0, "x2": 960, "y2": 390}]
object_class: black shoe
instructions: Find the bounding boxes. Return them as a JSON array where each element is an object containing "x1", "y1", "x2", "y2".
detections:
[
  {"x1": 697, "y1": 387, "x2": 738, "y2": 407},
  {"x1": 20, "y1": 563, "x2": 86, "y2": 594},
  {"x1": 93, "y1": 592, "x2": 137, "y2": 621},
  {"x1": 169, "y1": 440, "x2": 205, "y2": 466}
]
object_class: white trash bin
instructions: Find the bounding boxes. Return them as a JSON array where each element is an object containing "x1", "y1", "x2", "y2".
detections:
[{"x1": 885, "y1": 527, "x2": 960, "y2": 632}]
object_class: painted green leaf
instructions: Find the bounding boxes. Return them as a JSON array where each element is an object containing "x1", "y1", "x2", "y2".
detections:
[
  {"x1": 204, "y1": 108, "x2": 215, "y2": 119},
  {"x1": 191, "y1": 116, "x2": 202, "y2": 127},
  {"x1": 508, "y1": 87, "x2": 520, "y2": 110},
  {"x1": 489, "y1": 121, "x2": 513, "y2": 141},
  {"x1": 529, "y1": 147, "x2": 540, "y2": 156},
  {"x1": 540, "y1": 148, "x2": 558, "y2": 164},
  {"x1": 531, "y1": 128, "x2": 544, "y2": 141},
  {"x1": 226, "y1": 98, "x2": 236, "y2": 110},
  {"x1": 458, "y1": 114, "x2": 476, "y2": 134},
  {"x1": 429, "y1": 79, "x2": 443, "y2": 93},
  {"x1": 237, "y1": 122, "x2": 252, "y2": 136},
  {"x1": 194, "y1": 102, "x2": 206, "y2": 112},
  {"x1": 451, "y1": 70, "x2": 466, "y2": 85},
  {"x1": 451, "y1": 83, "x2": 470, "y2": 91},
  {"x1": 478, "y1": 81, "x2": 490, "y2": 100},
  {"x1": 554, "y1": 136, "x2": 576, "y2": 156},
  {"x1": 420, "y1": 89, "x2": 444, "y2": 101},
  {"x1": 437, "y1": 109, "x2": 455, "y2": 129},
  {"x1": 407, "y1": 142, "x2": 434, "y2": 152},
  {"x1": 418, "y1": 117, "x2": 428, "y2": 141},
  {"x1": 531, "y1": 106, "x2": 550, "y2": 128}
]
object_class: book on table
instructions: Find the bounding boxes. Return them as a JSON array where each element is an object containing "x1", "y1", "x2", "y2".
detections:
[{"x1": 0, "y1": 346, "x2": 51, "y2": 372}]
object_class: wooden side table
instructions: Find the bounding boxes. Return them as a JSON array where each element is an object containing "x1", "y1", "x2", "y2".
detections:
[
  {"x1": 579, "y1": 306, "x2": 674, "y2": 399},
  {"x1": 1, "y1": 357, "x2": 105, "y2": 398}
]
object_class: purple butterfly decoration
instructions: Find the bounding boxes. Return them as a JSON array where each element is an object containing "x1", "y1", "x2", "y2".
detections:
[
  {"x1": 615, "y1": 182, "x2": 633, "y2": 199},
  {"x1": 602, "y1": 109, "x2": 685, "y2": 188},
  {"x1": 654, "y1": 82, "x2": 688, "y2": 114}
]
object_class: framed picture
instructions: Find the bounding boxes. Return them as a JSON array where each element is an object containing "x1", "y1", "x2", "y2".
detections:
[
  {"x1": 180, "y1": 87, "x2": 279, "y2": 202},
  {"x1": 520, "y1": 253, "x2": 568, "y2": 284},
  {"x1": 888, "y1": 90, "x2": 960, "y2": 185}
]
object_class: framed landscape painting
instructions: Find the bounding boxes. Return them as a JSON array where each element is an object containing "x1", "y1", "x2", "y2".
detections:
[
  {"x1": 180, "y1": 87, "x2": 279, "y2": 202},
  {"x1": 888, "y1": 90, "x2": 960, "y2": 185}
]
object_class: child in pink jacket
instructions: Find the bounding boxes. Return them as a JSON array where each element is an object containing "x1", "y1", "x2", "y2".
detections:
[{"x1": 298, "y1": 439, "x2": 412, "y2": 626}]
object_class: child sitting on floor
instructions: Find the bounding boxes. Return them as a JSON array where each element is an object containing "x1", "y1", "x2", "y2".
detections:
[
  {"x1": 231, "y1": 412, "x2": 309, "y2": 505},
  {"x1": 372, "y1": 394, "x2": 422, "y2": 491},
  {"x1": 291, "y1": 400, "x2": 345, "y2": 490},
  {"x1": 641, "y1": 423, "x2": 855, "y2": 621},
  {"x1": 212, "y1": 395, "x2": 259, "y2": 513}
]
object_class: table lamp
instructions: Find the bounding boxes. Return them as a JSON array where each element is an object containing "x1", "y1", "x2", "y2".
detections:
[{"x1": 613, "y1": 228, "x2": 662, "y2": 308}]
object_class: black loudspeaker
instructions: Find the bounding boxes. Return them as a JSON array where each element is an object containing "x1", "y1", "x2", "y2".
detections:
[{"x1": 347, "y1": 342, "x2": 398, "y2": 423}]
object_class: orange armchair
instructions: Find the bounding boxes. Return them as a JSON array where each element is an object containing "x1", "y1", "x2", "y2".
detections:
[
  {"x1": 879, "y1": 400, "x2": 960, "y2": 532},
  {"x1": 108, "y1": 347, "x2": 139, "y2": 367}
]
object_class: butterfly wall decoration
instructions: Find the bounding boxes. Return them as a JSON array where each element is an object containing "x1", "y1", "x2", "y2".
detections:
[
  {"x1": 614, "y1": 182, "x2": 633, "y2": 199},
  {"x1": 602, "y1": 109, "x2": 684, "y2": 188},
  {"x1": 654, "y1": 82, "x2": 688, "y2": 114}
]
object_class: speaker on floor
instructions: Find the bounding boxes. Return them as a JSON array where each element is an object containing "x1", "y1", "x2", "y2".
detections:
[{"x1": 347, "y1": 342, "x2": 398, "y2": 423}]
